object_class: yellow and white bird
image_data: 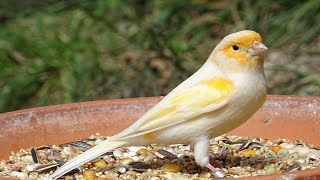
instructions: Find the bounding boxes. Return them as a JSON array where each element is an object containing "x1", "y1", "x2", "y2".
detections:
[{"x1": 48, "y1": 30, "x2": 268, "y2": 179}]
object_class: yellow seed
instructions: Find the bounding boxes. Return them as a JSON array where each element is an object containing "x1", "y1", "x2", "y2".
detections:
[
  {"x1": 266, "y1": 167, "x2": 276, "y2": 174},
  {"x1": 163, "y1": 164, "x2": 181, "y2": 173},
  {"x1": 199, "y1": 172, "x2": 212, "y2": 178},
  {"x1": 272, "y1": 145, "x2": 283, "y2": 154},
  {"x1": 137, "y1": 148, "x2": 149, "y2": 155},
  {"x1": 76, "y1": 149, "x2": 83, "y2": 154},
  {"x1": 240, "y1": 149, "x2": 256, "y2": 157},
  {"x1": 276, "y1": 170, "x2": 283, "y2": 174},
  {"x1": 83, "y1": 170, "x2": 96, "y2": 180},
  {"x1": 93, "y1": 159, "x2": 108, "y2": 168},
  {"x1": 151, "y1": 147, "x2": 162, "y2": 152},
  {"x1": 120, "y1": 158, "x2": 134, "y2": 166}
]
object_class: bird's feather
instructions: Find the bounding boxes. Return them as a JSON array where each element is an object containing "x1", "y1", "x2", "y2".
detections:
[
  {"x1": 48, "y1": 140, "x2": 127, "y2": 180},
  {"x1": 126, "y1": 77, "x2": 234, "y2": 136}
]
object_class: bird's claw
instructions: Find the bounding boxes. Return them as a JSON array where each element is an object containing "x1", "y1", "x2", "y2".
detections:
[{"x1": 206, "y1": 163, "x2": 225, "y2": 178}]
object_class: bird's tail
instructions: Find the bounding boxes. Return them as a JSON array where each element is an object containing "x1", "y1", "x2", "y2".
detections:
[{"x1": 47, "y1": 140, "x2": 127, "y2": 180}]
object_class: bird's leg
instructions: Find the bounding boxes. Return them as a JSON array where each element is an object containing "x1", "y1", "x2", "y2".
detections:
[
  {"x1": 205, "y1": 163, "x2": 216, "y2": 172},
  {"x1": 193, "y1": 138, "x2": 225, "y2": 178},
  {"x1": 193, "y1": 137, "x2": 210, "y2": 167}
]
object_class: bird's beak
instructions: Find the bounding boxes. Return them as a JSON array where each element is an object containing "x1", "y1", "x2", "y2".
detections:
[{"x1": 248, "y1": 41, "x2": 268, "y2": 57}]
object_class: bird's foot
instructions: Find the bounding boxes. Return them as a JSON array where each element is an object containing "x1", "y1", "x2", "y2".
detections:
[{"x1": 206, "y1": 163, "x2": 225, "y2": 178}]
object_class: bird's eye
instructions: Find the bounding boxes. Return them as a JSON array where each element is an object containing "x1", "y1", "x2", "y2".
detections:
[{"x1": 232, "y1": 45, "x2": 239, "y2": 51}]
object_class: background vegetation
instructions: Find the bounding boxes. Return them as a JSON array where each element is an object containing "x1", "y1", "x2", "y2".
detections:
[{"x1": 0, "y1": 0, "x2": 319, "y2": 113}]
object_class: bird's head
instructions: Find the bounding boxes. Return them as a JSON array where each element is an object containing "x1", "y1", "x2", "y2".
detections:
[{"x1": 210, "y1": 30, "x2": 268, "y2": 72}]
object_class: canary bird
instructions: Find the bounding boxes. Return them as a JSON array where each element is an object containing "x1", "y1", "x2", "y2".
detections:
[{"x1": 48, "y1": 30, "x2": 267, "y2": 179}]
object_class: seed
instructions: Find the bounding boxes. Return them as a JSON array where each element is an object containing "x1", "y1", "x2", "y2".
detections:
[
  {"x1": 240, "y1": 149, "x2": 256, "y2": 157},
  {"x1": 151, "y1": 147, "x2": 162, "y2": 152},
  {"x1": 10, "y1": 171, "x2": 28, "y2": 179},
  {"x1": 93, "y1": 159, "x2": 108, "y2": 168},
  {"x1": 118, "y1": 167, "x2": 127, "y2": 174},
  {"x1": 76, "y1": 149, "x2": 83, "y2": 154},
  {"x1": 150, "y1": 177, "x2": 161, "y2": 180},
  {"x1": 284, "y1": 164, "x2": 301, "y2": 172},
  {"x1": 228, "y1": 168, "x2": 240, "y2": 175},
  {"x1": 121, "y1": 158, "x2": 134, "y2": 166},
  {"x1": 157, "y1": 149, "x2": 178, "y2": 159},
  {"x1": 266, "y1": 167, "x2": 276, "y2": 174},
  {"x1": 113, "y1": 149, "x2": 124, "y2": 158},
  {"x1": 162, "y1": 164, "x2": 181, "y2": 173},
  {"x1": 308, "y1": 150, "x2": 320, "y2": 160},
  {"x1": 272, "y1": 145, "x2": 283, "y2": 154},
  {"x1": 83, "y1": 170, "x2": 96, "y2": 180},
  {"x1": 137, "y1": 148, "x2": 149, "y2": 155},
  {"x1": 129, "y1": 161, "x2": 151, "y2": 172},
  {"x1": 199, "y1": 172, "x2": 212, "y2": 178},
  {"x1": 277, "y1": 148, "x2": 289, "y2": 158},
  {"x1": 276, "y1": 170, "x2": 283, "y2": 174},
  {"x1": 143, "y1": 155, "x2": 155, "y2": 164}
]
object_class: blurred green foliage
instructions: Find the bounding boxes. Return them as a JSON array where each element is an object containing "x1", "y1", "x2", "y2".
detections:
[{"x1": 0, "y1": 0, "x2": 319, "y2": 112}]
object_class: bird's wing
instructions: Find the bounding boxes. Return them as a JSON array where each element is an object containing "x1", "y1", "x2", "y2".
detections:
[{"x1": 119, "y1": 77, "x2": 235, "y2": 139}]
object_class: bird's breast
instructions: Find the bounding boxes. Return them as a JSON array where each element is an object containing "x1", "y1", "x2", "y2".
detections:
[{"x1": 207, "y1": 72, "x2": 267, "y2": 136}]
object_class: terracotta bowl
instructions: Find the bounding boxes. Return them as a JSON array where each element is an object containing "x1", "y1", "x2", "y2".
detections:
[{"x1": 0, "y1": 95, "x2": 319, "y2": 180}]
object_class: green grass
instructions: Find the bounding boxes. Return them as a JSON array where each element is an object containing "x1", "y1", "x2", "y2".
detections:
[{"x1": 0, "y1": 0, "x2": 319, "y2": 112}]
